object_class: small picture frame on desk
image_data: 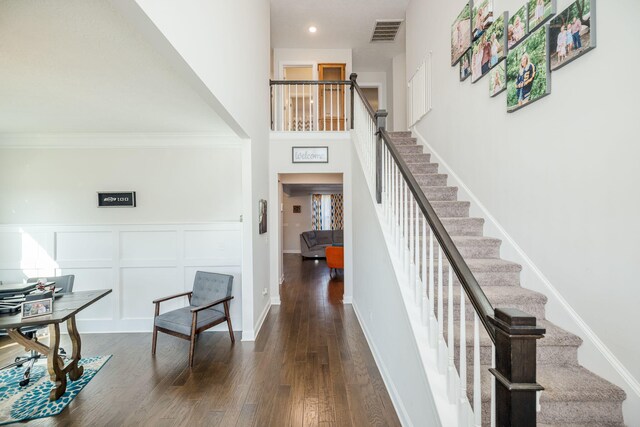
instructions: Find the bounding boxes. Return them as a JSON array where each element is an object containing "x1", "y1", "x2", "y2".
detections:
[{"x1": 21, "y1": 298, "x2": 53, "y2": 319}]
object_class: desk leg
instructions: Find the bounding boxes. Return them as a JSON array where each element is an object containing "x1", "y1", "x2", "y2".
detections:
[
  {"x1": 47, "y1": 323, "x2": 66, "y2": 401},
  {"x1": 66, "y1": 315, "x2": 84, "y2": 381}
]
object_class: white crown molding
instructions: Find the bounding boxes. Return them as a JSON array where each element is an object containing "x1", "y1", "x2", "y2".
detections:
[{"x1": 0, "y1": 132, "x2": 243, "y2": 148}]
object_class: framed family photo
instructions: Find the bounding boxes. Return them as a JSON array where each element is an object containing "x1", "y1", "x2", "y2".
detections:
[
  {"x1": 489, "y1": 61, "x2": 506, "y2": 97},
  {"x1": 508, "y1": 4, "x2": 529, "y2": 49},
  {"x1": 506, "y1": 26, "x2": 551, "y2": 112},
  {"x1": 22, "y1": 298, "x2": 53, "y2": 319},
  {"x1": 528, "y1": 0, "x2": 556, "y2": 32},
  {"x1": 451, "y1": 1, "x2": 472, "y2": 66},
  {"x1": 472, "y1": 0, "x2": 494, "y2": 41},
  {"x1": 460, "y1": 50, "x2": 472, "y2": 81},
  {"x1": 549, "y1": 0, "x2": 596, "y2": 71},
  {"x1": 471, "y1": 12, "x2": 506, "y2": 83}
]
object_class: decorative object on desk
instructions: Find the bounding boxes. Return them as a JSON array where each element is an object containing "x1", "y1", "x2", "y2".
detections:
[
  {"x1": 97, "y1": 191, "x2": 136, "y2": 208},
  {"x1": 21, "y1": 298, "x2": 52, "y2": 319},
  {"x1": 507, "y1": 26, "x2": 551, "y2": 112},
  {"x1": 490, "y1": 60, "x2": 507, "y2": 96},
  {"x1": 459, "y1": 50, "x2": 471, "y2": 81},
  {"x1": 472, "y1": 0, "x2": 494, "y2": 41},
  {"x1": 549, "y1": 0, "x2": 595, "y2": 71},
  {"x1": 258, "y1": 199, "x2": 267, "y2": 234},
  {"x1": 293, "y1": 205, "x2": 301, "y2": 213},
  {"x1": 528, "y1": 0, "x2": 556, "y2": 32},
  {"x1": 0, "y1": 355, "x2": 111, "y2": 425},
  {"x1": 451, "y1": 1, "x2": 472, "y2": 66},
  {"x1": 292, "y1": 146, "x2": 328, "y2": 163},
  {"x1": 508, "y1": 3, "x2": 529, "y2": 49}
]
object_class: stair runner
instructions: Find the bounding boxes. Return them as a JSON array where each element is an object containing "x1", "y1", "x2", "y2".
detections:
[{"x1": 387, "y1": 131, "x2": 627, "y2": 426}]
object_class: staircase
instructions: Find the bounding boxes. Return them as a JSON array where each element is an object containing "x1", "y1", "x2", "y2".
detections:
[{"x1": 387, "y1": 130, "x2": 627, "y2": 426}]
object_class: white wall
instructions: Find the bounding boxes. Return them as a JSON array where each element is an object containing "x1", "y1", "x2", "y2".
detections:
[
  {"x1": 0, "y1": 145, "x2": 241, "y2": 224},
  {"x1": 0, "y1": 142, "x2": 243, "y2": 332},
  {"x1": 406, "y1": 0, "x2": 640, "y2": 421},
  {"x1": 353, "y1": 71, "x2": 388, "y2": 111},
  {"x1": 392, "y1": 53, "x2": 408, "y2": 131},
  {"x1": 273, "y1": 48, "x2": 353, "y2": 79},
  {"x1": 282, "y1": 194, "x2": 311, "y2": 253},
  {"x1": 131, "y1": 0, "x2": 272, "y2": 340},
  {"x1": 269, "y1": 133, "x2": 353, "y2": 304},
  {"x1": 350, "y1": 142, "x2": 440, "y2": 426}
]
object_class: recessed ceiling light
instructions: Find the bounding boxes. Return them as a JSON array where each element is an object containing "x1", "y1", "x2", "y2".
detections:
[{"x1": 308, "y1": 26, "x2": 317, "y2": 33}]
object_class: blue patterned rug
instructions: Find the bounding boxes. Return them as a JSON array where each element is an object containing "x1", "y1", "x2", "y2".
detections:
[{"x1": 0, "y1": 355, "x2": 111, "y2": 425}]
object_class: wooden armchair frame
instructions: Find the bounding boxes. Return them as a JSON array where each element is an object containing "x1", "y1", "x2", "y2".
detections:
[{"x1": 152, "y1": 292, "x2": 235, "y2": 367}]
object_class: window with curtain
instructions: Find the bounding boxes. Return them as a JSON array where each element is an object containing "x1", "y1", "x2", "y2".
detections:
[{"x1": 312, "y1": 194, "x2": 343, "y2": 230}]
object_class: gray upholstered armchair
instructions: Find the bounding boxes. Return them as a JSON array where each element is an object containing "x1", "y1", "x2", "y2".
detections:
[{"x1": 152, "y1": 271, "x2": 234, "y2": 367}]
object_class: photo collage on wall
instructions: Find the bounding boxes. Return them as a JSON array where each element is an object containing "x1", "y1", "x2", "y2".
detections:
[{"x1": 451, "y1": 0, "x2": 596, "y2": 112}]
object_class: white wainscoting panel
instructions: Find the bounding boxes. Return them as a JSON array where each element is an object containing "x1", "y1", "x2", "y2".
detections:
[{"x1": 0, "y1": 223, "x2": 242, "y2": 333}]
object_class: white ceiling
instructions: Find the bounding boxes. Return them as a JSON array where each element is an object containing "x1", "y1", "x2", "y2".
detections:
[
  {"x1": 0, "y1": 0, "x2": 234, "y2": 135},
  {"x1": 270, "y1": 0, "x2": 409, "y2": 71}
]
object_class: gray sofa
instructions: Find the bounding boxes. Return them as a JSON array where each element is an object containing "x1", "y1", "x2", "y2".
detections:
[{"x1": 300, "y1": 230, "x2": 343, "y2": 258}]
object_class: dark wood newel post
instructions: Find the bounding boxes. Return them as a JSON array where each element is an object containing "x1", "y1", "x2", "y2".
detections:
[
  {"x1": 374, "y1": 110, "x2": 388, "y2": 204},
  {"x1": 269, "y1": 80, "x2": 274, "y2": 131},
  {"x1": 349, "y1": 73, "x2": 357, "y2": 130},
  {"x1": 490, "y1": 308, "x2": 545, "y2": 427}
]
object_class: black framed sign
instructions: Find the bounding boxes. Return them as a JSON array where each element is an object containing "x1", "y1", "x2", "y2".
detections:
[
  {"x1": 97, "y1": 192, "x2": 136, "y2": 208},
  {"x1": 292, "y1": 146, "x2": 329, "y2": 163}
]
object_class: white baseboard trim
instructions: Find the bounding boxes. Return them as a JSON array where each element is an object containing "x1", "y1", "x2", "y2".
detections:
[
  {"x1": 352, "y1": 301, "x2": 413, "y2": 427},
  {"x1": 242, "y1": 300, "x2": 272, "y2": 342},
  {"x1": 282, "y1": 250, "x2": 301, "y2": 254},
  {"x1": 412, "y1": 127, "x2": 640, "y2": 410},
  {"x1": 343, "y1": 295, "x2": 353, "y2": 304},
  {"x1": 279, "y1": 274, "x2": 285, "y2": 285},
  {"x1": 271, "y1": 296, "x2": 281, "y2": 305}
]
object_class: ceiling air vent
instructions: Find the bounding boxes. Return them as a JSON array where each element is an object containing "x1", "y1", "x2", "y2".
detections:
[{"x1": 370, "y1": 19, "x2": 403, "y2": 43}]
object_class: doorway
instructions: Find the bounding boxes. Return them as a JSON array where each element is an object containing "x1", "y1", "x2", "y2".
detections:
[{"x1": 277, "y1": 173, "x2": 345, "y2": 300}]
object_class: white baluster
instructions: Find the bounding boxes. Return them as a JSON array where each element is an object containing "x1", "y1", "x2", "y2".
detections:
[
  {"x1": 438, "y1": 245, "x2": 445, "y2": 373},
  {"x1": 323, "y1": 84, "x2": 326, "y2": 131},
  {"x1": 421, "y1": 214, "x2": 428, "y2": 326},
  {"x1": 409, "y1": 192, "x2": 415, "y2": 289},
  {"x1": 295, "y1": 84, "x2": 299, "y2": 131},
  {"x1": 337, "y1": 83, "x2": 341, "y2": 130},
  {"x1": 302, "y1": 84, "x2": 306, "y2": 131},
  {"x1": 447, "y1": 265, "x2": 456, "y2": 403},
  {"x1": 404, "y1": 182, "x2": 410, "y2": 278},
  {"x1": 474, "y1": 313, "x2": 481, "y2": 427},
  {"x1": 491, "y1": 344, "x2": 496, "y2": 427},
  {"x1": 429, "y1": 228, "x2": 436, "y2": 348},
  {"x1": 459, "y1": 290, "x2": 468, "y2": 425},
  {"x1": 330, "y1": 84, "x2": 334, "y2": 131},
  {"x1": 414, "y1": 202, "x2": 421, "y2": 305}
]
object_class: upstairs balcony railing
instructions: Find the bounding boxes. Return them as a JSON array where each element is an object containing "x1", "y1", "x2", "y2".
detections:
[{"x1": 270, "y1": 80, "x2": 352, "y2": 132}]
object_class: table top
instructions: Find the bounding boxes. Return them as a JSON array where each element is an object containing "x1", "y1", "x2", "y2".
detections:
[{"x1": 0, "y1": 289, "x2": 112, "y2": 330}]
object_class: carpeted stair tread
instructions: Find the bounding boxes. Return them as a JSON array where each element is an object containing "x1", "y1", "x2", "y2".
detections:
[
  {"x1": 539, "y1": 365, "x2": 627, "y2": 402},
  {"x1": 420, "y1": 186, "x2": 458, "y2": 201},
  {"x1": 459, "y1": 319, "x2": 582, "y2": 350},
  {"x1": 388, "y1": 131, "x2": 412, "y2": 138},
  {"x1": 434, "y1": 257, "x2": 522, "y2": 273}
]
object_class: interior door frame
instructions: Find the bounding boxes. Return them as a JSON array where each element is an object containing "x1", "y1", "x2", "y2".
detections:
[{"x1": 318, "y1": 63, "x2": 347, "y2": 131}]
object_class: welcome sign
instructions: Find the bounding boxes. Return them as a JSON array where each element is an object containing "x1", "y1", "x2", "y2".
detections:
[{"x1": 292, "y1": 146, "x2": 329, "y2": 163}]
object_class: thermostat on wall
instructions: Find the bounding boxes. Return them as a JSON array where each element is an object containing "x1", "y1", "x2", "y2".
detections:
[{"x1": 97, "y1": 191, "x2": 136, "y2": 208}]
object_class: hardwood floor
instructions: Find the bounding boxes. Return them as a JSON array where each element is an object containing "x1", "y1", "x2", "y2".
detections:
[{"x1": 0, "y1": 254, "x2": 400, "y2": 426}]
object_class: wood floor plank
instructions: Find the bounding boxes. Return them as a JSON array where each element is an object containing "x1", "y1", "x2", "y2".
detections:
[{"x1": 0, "y1": 254, "x2": 400, "y2": 427}]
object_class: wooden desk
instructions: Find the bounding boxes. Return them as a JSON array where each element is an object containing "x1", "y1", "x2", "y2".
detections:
[{"x1": 0, "y1": 289, "x2": 112, "y2": 400}]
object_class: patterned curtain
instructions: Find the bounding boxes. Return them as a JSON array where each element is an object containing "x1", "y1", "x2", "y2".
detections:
[
  {"x1": 312, "y1": 194, "x2": 323, "y2": 230},
  {"x1": 330, "y1": 194, "x2": 344, "y2": 230}
]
